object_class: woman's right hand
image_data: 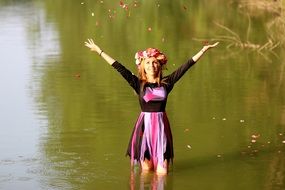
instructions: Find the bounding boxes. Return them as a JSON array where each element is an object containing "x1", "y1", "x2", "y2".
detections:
[{"x1": 85, "y1": 39, "x2": 101, "y2": 54}]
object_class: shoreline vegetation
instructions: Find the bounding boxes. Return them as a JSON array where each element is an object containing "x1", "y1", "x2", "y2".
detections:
[{"x1": 194, "y1": 0, "x2": 284, "y2": 62}]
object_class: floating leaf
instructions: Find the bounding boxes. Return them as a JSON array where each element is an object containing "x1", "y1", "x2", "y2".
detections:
[
  {"x1": 74, "y1": 73, "x2": 81, "y2": 79},
  {"x1": 251, "y1": 134, "x2": 260, "y2": 139}
]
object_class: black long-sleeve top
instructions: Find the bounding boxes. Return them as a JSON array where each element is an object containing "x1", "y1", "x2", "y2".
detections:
[{"x1": 112, "y1": 59, "x2": 196, "y2": 112}]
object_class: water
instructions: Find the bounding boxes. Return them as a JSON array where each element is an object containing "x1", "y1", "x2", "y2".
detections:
[{"x1": 0, "y1": 0, "x2": 285, "y2": 189}]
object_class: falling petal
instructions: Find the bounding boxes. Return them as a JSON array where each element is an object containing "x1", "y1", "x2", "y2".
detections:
[
  {"x1": 267, "y1": 141, "x2": 271, "y2": 144},
  {"x1": 184, "y1": 128, "x2": 189, "y2": 132},
  {"x1": 91, "y1": 12, "x2": 94, "y2": 16},
  {"x1": 248, "y1": 145, "x2": 251, "y2": 148},
  {"x1": 202, "y1": 40, "x2": 209, "y2": 45},
  {"x1": 222, "y1": 118, "x2": 226, "y2": 121},
  {"x1": 217, "y1": 154, "x2": 222, "y2": 158},
  {"x1": 187, "y1": 145, "x2": 192, "y2": 149},
  {"x1": 81, "y1": 2, "x2": 84, "y2": 5},
  {"x1": 240, "y1": 120, "x2": 245, "y2": 123},
  {"x1": 148, "y1": 27, "x2": 152, "y2": 32},
  {"x1": 212, "y1": 117, "x2": 216, "y2": 120},
  {"x1": 282, "y1": 140, "x2": 285, "y2": 144},
  {"x1": 162, "y1": 37, "x2": 165, "y2": 42},
  {"x1": 251, "y1": 139, "x2": 256, "y2": 143},
  {"x1": 279, "y1": 133, "x2": 283, "y2": 136}
]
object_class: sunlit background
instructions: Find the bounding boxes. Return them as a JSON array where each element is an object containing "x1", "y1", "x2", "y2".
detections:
[{"x1": 0, "y1": 0, "x2": 285, "y2": 189}]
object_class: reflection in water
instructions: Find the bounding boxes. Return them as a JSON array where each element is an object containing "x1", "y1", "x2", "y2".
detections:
[
  {"x1": 265, "y1": 152, "x2": 285, "y2": 190},
  {"x1": 130, "y1": 170, "x2": 167, "y2": 190}
]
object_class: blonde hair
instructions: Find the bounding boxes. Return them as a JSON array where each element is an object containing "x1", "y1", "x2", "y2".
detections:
[{"x1": 138, "y1": 59, "x2": 163, "y2": 91}]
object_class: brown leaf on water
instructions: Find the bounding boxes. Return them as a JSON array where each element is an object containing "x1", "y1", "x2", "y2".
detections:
[{"x1": 74, "y1": 73, "x2": 81, "y2": 79}]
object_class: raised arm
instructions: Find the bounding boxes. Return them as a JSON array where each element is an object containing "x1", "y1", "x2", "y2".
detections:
[
  {"x1": 164, "y1": 42, "x2": 219, "y2": 92},
  {"x1": 192, "y1": 42, "x2": 219, "y2": 62},
  {"x1": 85, "y1": 38, "x2": 140, "y2": 93},
  {"x1": 85, "y1": 39, "x2": 116, "y2": 65}
]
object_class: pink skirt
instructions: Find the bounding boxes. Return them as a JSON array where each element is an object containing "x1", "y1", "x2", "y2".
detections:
[{"x1": 126, "y1": 112, "x2": 174, "y2": 168}]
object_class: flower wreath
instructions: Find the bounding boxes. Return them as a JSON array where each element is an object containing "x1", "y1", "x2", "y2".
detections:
[{"x1": 135, "y1": 48, "x2": 167, "y2": 66}]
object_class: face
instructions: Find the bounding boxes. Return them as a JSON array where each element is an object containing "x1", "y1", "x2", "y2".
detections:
[{"x1": 143, "y1": 57, "x2": 160, "y2": 77}]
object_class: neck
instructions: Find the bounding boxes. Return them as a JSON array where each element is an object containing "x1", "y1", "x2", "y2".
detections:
[{"x1": 146, "y1": 76, "x2": 157, "y2": 83}]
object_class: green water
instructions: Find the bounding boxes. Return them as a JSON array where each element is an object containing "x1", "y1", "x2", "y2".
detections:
[{"x1": 0, "y1": 0, "x2": 285, "y2": 189}]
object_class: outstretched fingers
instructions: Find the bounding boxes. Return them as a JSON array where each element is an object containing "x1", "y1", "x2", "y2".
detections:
[
  {"x1": 84, "y1": 39, "x2": 93, "y2": 45},
  {"x1": 85, "y1": 39, "x2": 96, "y2": 50},
  {"x1": 210, "y1": 42, "x2": 219, "y2": 47},
  {"x1": 87, "y1": 38, "x2": 94, "y2": 45},
  {"x1": 204, "y1": 42, "x2": 219, "y2": 51}
]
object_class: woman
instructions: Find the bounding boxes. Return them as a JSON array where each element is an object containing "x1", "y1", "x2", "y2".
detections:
[{"x1": 85, "y1": 39, "x2": 219, "y2": 175}]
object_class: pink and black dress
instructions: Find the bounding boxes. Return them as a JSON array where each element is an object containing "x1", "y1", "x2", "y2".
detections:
[{"x1": 112, "y1": 58, "x2": 196, "y2": 168}]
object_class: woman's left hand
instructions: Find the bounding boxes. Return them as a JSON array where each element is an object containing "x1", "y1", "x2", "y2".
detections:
[{"x1": 202, "y1": 42, "x2": 219, "y2": 52}]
